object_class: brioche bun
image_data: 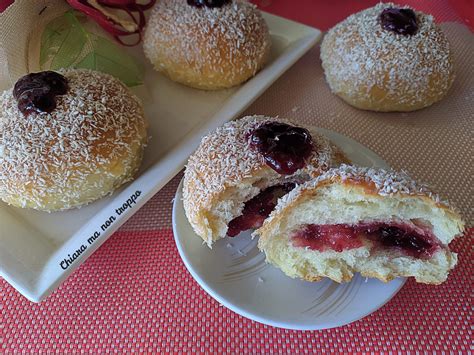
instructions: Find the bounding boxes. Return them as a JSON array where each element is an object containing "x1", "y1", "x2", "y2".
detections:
[
  {"x1": 0, "y1": 69, "x2": 147, "y2": 212},
  {"x1": 320, "y1": 3, "x2": 454, "y2": 112},
  {"x1": 143, "y1": 0, "x2": 271, "y2": 90}
]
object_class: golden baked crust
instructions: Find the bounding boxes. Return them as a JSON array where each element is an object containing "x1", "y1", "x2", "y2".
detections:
[
  {"x1": 183, "y1": 115, "x2": 348, "y2": 245},
  {"x1": 259, "y1": 165, "x2": 464, "y2": 241},
  {"x1": 0, "y1": 69, "x2": 147, "y2": 211},
  {"x1": 320, "y1": 2, "x2": 454, "y2": 112},
  {"x1": 143, "y1": 0, "x2": 271, "y2": 90}
]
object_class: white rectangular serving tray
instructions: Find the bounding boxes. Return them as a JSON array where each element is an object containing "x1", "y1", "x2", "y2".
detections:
[{"x1": 0, "y1": 12, "x2": 321, "y2": 302}]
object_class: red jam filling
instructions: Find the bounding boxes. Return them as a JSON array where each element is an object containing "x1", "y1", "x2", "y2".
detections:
[
  {"x1": 291, "y1": 221, "x2": 440, "y2": 259},
  {"x1": 292, "y1": 224, "x2": 365, "y2": 252},
  {"x1": 249, "y1": 122, "x2": 313, "y2": 175},
  {"x1": 379, "y1": 8, "x2": 418, "y2": 36},
  {"x1": 227, "y1": 183, "x2": 295, "y2": 237},
  {"x1": 13, "y1": 71, "x2": 68, "y2": 116},
  {"x1": 187, "y1": 0, "x2": 231, "y2": 8}
]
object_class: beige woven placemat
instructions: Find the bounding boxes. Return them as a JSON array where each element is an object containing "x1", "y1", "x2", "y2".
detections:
[{"x1": 242, "y1": 22, "x2": 474, "y2": 225}]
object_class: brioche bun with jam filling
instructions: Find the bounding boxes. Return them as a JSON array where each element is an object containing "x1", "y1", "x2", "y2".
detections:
[
  {"x1": 0, "y1": 69, "x2": 147, "y2": 212},
  {"x1": 143, "y1": 0, "x2": 271, "y2": 90},
  {"x1": 183, "y1": 115, "x2": 349, "y2": 247},
  {"x1": 256, "y1": 165, "x2": 465, "y2": 284},
  {"x1": 320, "y1": 3, "x2": 454, "y2": 112}
]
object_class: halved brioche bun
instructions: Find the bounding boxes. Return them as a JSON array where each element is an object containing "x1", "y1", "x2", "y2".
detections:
[
  {"x1": 183, "y1": 115, "x2": 348, "y2": 247},
  {"x1": 256, "y1": 165, "x2": 465, "y2": 284}
]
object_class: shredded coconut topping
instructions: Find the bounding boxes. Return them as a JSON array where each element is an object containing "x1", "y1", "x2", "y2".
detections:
[
  {"x1": 0, "y1": 69, "x2": 147, "y2": 211},
  {"x1": 320, "y1": 2, "x2": 454, "y2": 107},
  {"x1": 143, "y1": 0, "x2": 270, "y2": 88},
  {"x1": 273, "y1": 164, "x2": 450, "y2": 218},
  {"x1": 320, "y1": 164, "x2": 438, "y2": 197},
  {"x1": 183, "y1": 115, "x2": 343, "y2": 221}
]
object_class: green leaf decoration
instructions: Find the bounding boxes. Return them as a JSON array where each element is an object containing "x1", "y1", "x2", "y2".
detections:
[
  {"x1": 76, "y1": 34, "x2": 143, "y2": 87},
  {"x1": 40, "y1": 11, "x2": 87, "y2": 69},
  {"x1": 40, "y1": 10, "x2": 143, "y2": 87}
]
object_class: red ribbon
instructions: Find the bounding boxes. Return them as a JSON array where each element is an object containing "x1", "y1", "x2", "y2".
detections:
[
  {"x1": 0, "y1": 0, "x2": 15, "y2": 13},
  {"x1": 66, "y1": 0, "x2": 156, "y2": 45}
]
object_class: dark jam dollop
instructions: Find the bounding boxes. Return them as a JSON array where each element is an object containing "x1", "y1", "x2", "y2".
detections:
[
  {"x1": 13, "y1": 71, "x2": 68, "y2": 116},
  {"x1": 379, "y1": 8, "x2": 418, "y2": 36},
  {"x1": 227, "y1": 183, "x2": 295, "y2": 237},
  {"x1": 291, "y1": 221, "x2": 440, "y2": 259},
  {"x1": 187, "y1": 0, "x2": 231, "y2": 8},
  {"x1": 249, "y1": 122, "x2": 314, "y2": 175}
]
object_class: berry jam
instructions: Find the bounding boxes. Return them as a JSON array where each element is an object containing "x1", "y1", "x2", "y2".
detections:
[
  {"x1": 187, "y1": 0, "x2": 231, "y2": 8},
  {"x1": 379, "y1": 8, "x2": 418, "y2": 36},
  {"x1": 368, "y1": 226, "x2": 433, "y2": 255},
  {"x1": 227, "y1": 183, "x2": 295, "y2": 237},
  {"x1": 291, "y1": 221, "x2": 440, "y2": 259},
  {"x1": 249, "y1": 122, "x2": 314, "y2": 175},
  {"x1": 292, "y1": 225, "x2": 364, "y2": 252},
  {"x1": 13, "y1": 71, "x2": 68, "y2": 116}
]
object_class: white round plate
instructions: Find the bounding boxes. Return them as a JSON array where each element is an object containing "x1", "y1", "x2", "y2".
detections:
[{"x1": 172, "y1": 128, "x2": 406, "y2": 330}]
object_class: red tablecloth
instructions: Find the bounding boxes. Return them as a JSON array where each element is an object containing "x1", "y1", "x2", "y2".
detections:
[{"x1": 2, "y1": 1, "x2": 472, "y2": 352}]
